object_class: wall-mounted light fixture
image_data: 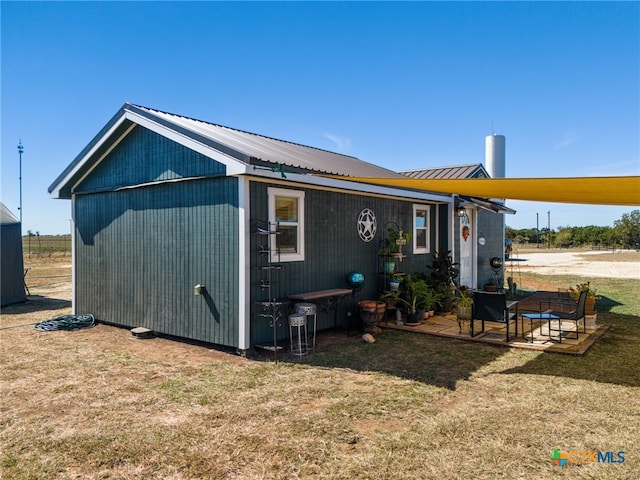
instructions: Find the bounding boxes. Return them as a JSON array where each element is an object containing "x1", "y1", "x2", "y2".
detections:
[
  {"x1": 454, "y1": 195, "x2": 469, "y2": 222},
  {"x1": 194, "y1": 284, "x2": 206, "y2": 296}
]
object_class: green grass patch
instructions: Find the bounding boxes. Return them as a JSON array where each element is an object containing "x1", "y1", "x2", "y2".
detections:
[{"x1": 512, "y1": 271, "x2": 640, "y2": 316}]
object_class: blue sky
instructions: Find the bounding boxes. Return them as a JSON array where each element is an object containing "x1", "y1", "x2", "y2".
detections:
[{"x1": 2, "y1": 1, "x2": 638, "y2": 235}]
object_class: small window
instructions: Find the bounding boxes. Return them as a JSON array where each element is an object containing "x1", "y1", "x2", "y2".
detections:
[
  {"x1": 413, "y1": 204, "x2": 430, "y2": 254},
  {"x1": 268, "y1": 187, "x2": 305, "y2": 262}
]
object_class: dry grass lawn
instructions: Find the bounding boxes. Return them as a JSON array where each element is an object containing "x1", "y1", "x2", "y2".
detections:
[{"x1": 2, "y1": 254, "x2": 639, "y2": 479}]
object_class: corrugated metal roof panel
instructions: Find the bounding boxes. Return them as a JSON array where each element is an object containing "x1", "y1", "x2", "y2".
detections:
[
  {"x1": 401, "y1": 164, "x2": 489, "y2": 179},
  {"x1": 131, "y1": 104, "x2": 402, "y2": 178}
]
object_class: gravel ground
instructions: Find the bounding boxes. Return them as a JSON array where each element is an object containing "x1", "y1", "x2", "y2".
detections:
[{"x1": 508, "y1": 249, "x2": 640, "y2": 279}]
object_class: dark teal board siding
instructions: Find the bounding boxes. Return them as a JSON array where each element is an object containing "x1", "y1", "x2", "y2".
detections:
[
  {"x1": 249, "y1": 182, "x2": 444, "y2": 345},
  {"x1": 75, "y1": 177, "x2": 240, "y2": 348},
  {"x1": 75, "y1": 126, "x2": 226, "y2": 193},
  {"x1": 476, "y1": 210, "x2": 504, "y2": 288},
  {"x1": 437, "y1": 203, "x2": 449, "y2": 253}
]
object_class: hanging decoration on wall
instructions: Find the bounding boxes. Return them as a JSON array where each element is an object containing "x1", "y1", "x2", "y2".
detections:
[{"x1": 357, "y1": 208, "x2": 377, "y2": 243}]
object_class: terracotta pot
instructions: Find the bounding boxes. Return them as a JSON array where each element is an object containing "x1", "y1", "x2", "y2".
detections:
[
  {"x1": 585, "y1": 297, "x2": 596, "y2": 315},
  {"x1": 359, "y1": 301, "x2": 386, "y2": 333},
  {"x1": 358, "y1": 301, "x2": 377, "y2": 312}
]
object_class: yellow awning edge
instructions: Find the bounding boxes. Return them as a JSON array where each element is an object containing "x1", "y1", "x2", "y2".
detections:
[{"x1": 324, "y1": 176, "x2": 640, "y2": 206}]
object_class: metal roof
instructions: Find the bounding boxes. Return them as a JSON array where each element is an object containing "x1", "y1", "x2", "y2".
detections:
[
  {"x1": 0, "y1": 202, "x2": 20, "y2": 225},
  {"x1": 129, "y1": 104, "x2": 402, "y2": 178},
  {"x1": 49, "y1": 103, "x2": 405, "y2": 199},
  {"x1": 401, "y1": 164, "x2": 489, "y2": 180}
]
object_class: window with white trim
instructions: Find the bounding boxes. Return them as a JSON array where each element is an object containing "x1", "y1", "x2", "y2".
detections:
[
  {"x1": 268, "y1": 187, "x2": 305, "y2": 262},
  {"x1": 413, "y1": 204, "x2": 431, "y2": 254}
]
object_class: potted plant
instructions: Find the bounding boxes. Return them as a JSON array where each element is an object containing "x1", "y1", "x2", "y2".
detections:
[
  {"x1": 455, "y1": 286, "x2": 473, "y2": 333},
  {"x1": 483, "y1": 282, "x2": 497, "y2": 292},
  {"x1": 379, "y1": 287, "x2": 398, "y2": 306},
  {"x1": 419, "y1": 285, "x2": 439, "y2": 318},
  {"x1": 389, "y1": 275, "x2": 402, "y2": 291},
  {"x1": 380, "y1": 275, "x2": 429, "y2": 325},
  {"x1": 569, "y1": 281, "x2": 599, "y2": 315},
  {"x1": 383, "y1": 260, "x2": 396, "y2": 275},
  {"x1": 434, "y1": 284, "x2": 456, "y2": 313},
  {"x1": 357, "y1": 300, "x2": 386, "y2": 334},
  {"x1": 386, "y1": 228, "x2": 411, "y2": 256},
  {"x1": 428, "y1": 249, "x2": 459, "y2": 287}
]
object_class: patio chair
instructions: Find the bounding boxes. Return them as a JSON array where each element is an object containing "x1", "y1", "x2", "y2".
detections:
[
  {"x1": 471, "y1": 291, "x2": 519, "y2": 341},
  {"x1": 540, "y1": 289, "x2": 588, "y2": 341}
]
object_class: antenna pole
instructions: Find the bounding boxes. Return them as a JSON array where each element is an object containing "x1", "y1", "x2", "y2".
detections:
[{"x1": 18, "y1": 140, "x2": 24, "y2": 225}]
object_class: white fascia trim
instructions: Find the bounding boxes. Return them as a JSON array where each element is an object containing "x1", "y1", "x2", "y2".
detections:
[
  {"x1": 124, "y1": 111, "x2": 248, "y2": 176},
  {"x1": 245, "y1": 169, "x2": 452, "y2": 204},
  {"x1": 50, "y1": 116, "x2": 132, "y2": 199},
  {"x1": 237, "y1": 177, "x2": 251, "y2": 351},
  {"x1": 435, "y1": 203, "x2": 440, "y2": 254},
  {"x1": 53, "y1": 111, "x2": 251, "y2": 198},
  {"x1": 449, "y1": 202, "x2": 455, "y2": 263},
  {"x1": 71, "y1": 195, "x2": 77, "y2": 314}
]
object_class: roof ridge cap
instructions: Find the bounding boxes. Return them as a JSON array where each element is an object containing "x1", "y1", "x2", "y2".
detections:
[{"x1": 128, "y1": 104, "x2": 361, "y2": 161}]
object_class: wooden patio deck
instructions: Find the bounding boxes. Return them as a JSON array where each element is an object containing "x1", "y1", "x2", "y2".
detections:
[{"x1": 379, "y1": 312, "x2": 609, "y2": 355}]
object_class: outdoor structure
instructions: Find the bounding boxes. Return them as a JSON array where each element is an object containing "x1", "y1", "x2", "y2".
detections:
[
  {"x1": 49, "y1": 103, "x2": 474, "y2": 354},
  {"x1": 1, "y1": 202, "x2": 27, "y2": 306},
  {"x1": 402, "y1": 161, "x2": 514, "y2": 290}
]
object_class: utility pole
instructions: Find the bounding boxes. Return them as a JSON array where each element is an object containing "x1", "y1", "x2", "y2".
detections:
[
  {"x1": 536, "y1": 212, "x2": 539, "y2": 248},
  {"x1": 18, "y1": 140, "x2": 24, "y2": 225},
  {"x1": 547, "y1": 210, "x2": 551, "y2": 249}
]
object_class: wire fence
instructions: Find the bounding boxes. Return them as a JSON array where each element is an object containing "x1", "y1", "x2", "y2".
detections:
[{"x1": 22, "y1": 235, "x2": 71, "y2": 257}]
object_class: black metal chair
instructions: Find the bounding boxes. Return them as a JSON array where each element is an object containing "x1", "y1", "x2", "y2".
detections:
[
  {"x1": 541, "y1": 289, "x2": 588, "y2": 341},
  {"x1": 471, "y1": 291, "x2": 519, "y2": 341}
]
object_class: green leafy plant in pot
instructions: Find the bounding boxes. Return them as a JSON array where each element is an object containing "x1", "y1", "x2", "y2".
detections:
[
  {"x1": 400, "y1": 275, "x2": 430, "y2": 324},
  {"x1": 428, "y1": 249, "x2": 459, "y2": 287},
  {"x1": 569, "y1": 281, "x2": 599, "y2": 315},
  {"x1": 419, "y1": 284, "x2": 439, "y2": 318},
  {"x1": 434, "y1": 284, "x2": 456, "y2": 313},
  {"x1": 378, "y1": 289, "x2": 400, "y2": 322},
  {"x1": 386, "y1": 228, "x2": 411, "y2": 255}
]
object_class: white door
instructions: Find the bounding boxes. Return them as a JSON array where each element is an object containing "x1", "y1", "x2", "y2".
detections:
[{"x1": 458, "y1": 212, "x2": 474, "y2": 288}]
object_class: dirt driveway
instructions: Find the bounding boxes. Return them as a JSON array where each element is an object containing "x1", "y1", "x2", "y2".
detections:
[{"x1": 508, "y1": 249, "x2": 640, "y2": 279}]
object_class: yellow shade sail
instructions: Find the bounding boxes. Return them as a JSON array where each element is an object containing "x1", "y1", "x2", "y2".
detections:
[{"x1": 331, "y1": 176, "x2": 640, "y2": 206}]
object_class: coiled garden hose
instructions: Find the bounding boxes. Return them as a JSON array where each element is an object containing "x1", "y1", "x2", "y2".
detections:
[{"x1": 34, "y1": 314, "x2": 95, "y2": 332}]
